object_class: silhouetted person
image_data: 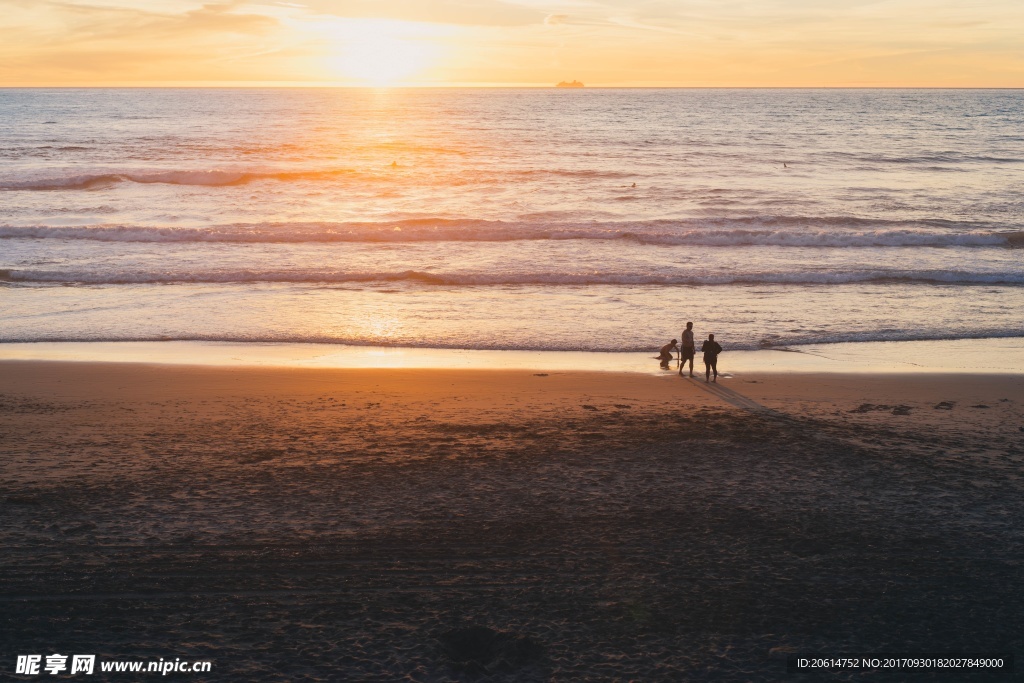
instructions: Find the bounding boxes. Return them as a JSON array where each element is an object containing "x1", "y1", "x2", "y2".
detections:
[
  {"x1": 678, "y1": 321, "x2": 696, "y2": 377},
  {"x1": 701, "y1": 333, "x2": 722, "y2": 382},
  {"x1": 658, "y1": 339, "x2": 678, "y2": 368}
]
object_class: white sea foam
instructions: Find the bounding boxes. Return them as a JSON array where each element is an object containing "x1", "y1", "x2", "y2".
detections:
[
  {"x1": 0, "y1": 223, "x2": 1017, "y2": 248},
  {"x1": 3, "y1": 329, "x2": 1023, "y2": 353},
  {"x1": 0, "y1": 169, "x2": 362, "y2": 191},
  {"x1": 0, "y1": 167, "x2": 637, "y2": 191},
  {"x1": 7, "y1": 268, "x2": 1024, "y2": 286}
]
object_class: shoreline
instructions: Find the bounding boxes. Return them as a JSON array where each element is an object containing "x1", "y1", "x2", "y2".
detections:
[{"x1": 2, "y1": 336, "x2": 1024, "y2": 374}]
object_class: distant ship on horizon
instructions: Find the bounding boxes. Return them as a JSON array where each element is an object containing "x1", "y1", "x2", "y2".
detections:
[{"x1": 556, "y1": 80, "x2": 584, "y2": 88}]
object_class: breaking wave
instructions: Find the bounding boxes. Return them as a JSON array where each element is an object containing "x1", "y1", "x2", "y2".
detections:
[
  {"x1": 6, "y1": 268, "x2": 1024, "y2": 286},
  {"x1": 0, "y1": 167, "x2": 635, "y2": 191},
  {"x1": 3, "y1": 329, "x2": 1023, "y2": 352},
  {"x1": 1, "y1": 221, "x2": 1020, "y2": 248},
  {"x1": 839, "y1": 152, "x2": 1024, "y2": 165},
  {"x1": 2, "y1": 169, "x2": 376, "y2": 191},
  {"x1": 0, "y1": 169, "x2": 370, "y2": 191}
]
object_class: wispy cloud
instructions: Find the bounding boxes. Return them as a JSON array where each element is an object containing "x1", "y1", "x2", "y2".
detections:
[
  {"x1": 0, "y1": 1, "x2": 290, "y2": 82},
  {"x1": 289, "y1": 0, "x2": 543, "y2": 27}
]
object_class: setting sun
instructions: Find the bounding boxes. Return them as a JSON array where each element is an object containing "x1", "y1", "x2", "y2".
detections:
[{"x1": 323, "y1": 19, "x2": 441, "y2": 86}]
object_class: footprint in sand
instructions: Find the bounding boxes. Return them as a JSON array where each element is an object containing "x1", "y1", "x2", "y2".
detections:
[
  {"x1": 581, "y1": 405, "x2": 599, "y2": 411},
  {"x1": 934, "y1": 401, "x2": 956, "y2": 410}
]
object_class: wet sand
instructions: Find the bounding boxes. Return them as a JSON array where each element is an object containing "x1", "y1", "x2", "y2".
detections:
[
  {"x1": 5, "y1": 337, "x2": 1024, "y2": 375},
  {"x1": 2, "y1": 362, "x2": 1023, "y2": 680}
]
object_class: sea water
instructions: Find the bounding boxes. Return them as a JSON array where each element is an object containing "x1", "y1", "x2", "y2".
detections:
[{"x1": 1, "y1": 88, "x2": 1022, "y2": 352}]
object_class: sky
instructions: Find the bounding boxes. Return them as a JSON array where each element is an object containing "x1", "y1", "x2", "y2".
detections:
[{"x1": 2, "y1": 0, "x2": 1023, "y2": 87}]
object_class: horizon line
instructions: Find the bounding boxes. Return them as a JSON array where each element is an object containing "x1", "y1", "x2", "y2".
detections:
[{"x1": 3, "y1": 84, "x2": 1024, "y2": 90}]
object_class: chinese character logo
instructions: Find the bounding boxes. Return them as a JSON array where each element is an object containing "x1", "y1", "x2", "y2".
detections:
[
  {"x1": 71, "y1": 655, "x2": 96, "y2": 675},
  {"x1": 16, "y1": 655, "x2": 42, "y2": 675}
]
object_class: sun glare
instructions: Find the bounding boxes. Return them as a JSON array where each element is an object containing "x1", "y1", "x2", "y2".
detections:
[{"x1": 325, "y1": 20, "x2": 441, "y2": 86}]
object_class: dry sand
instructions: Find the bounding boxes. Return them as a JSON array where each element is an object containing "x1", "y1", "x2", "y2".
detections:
[{"x1": 2, "y1": 362, "x2": 1022, "y2": 681}]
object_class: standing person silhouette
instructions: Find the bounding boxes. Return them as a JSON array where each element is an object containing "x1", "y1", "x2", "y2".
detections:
[
  {"x1": 701, "y1": 333, "x2": 723, "y2": 383},
  {"x1": 678, "y1": 322, "x2": 696, "y2": 377}
]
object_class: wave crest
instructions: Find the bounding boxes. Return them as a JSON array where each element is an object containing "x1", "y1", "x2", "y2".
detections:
[
  {"x1": 0, "y1": 169, "x2": 366, "y2": 191},
  {"x1": 6, "y1": 268, "x2": 1024, "y2": 286},
  {"x1": 1, "y1": 221, "x2": 1018, "y2": 248},
  {"x1": 0, "y1": 166, "x2": 638, "y2": 191},
  {"x1": 2, "y1": 330, "x2": 1023, "y2": 353}
]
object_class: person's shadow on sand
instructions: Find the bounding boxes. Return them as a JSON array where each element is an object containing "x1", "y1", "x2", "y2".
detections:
[{"x1": 684, "y1": 376, "x2": 787, "y2": 418}]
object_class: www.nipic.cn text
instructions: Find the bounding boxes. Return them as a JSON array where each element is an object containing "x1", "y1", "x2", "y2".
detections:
[{"x1": 15, "y1": 654, "x2": 213, "y2": 676}]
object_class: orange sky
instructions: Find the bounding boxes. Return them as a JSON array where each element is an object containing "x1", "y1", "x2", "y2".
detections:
[{"x1": 3, "y1": 0, "x2": 1023, "y2": 87}]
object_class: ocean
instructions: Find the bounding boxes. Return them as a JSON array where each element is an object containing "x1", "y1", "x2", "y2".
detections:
[{"x1": 2, "y1": 88, "x2": 1022, "y2": 353}]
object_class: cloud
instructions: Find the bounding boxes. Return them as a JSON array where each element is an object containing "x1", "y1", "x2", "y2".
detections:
[
  {"x1": 289, "y1": 0, "x2": 544, "y2": 27},
  {"x1": 544, "y1": 13, "x2": 568, "y2": 25},
  {"x1": 0, "y1": 0, "x2": 291, "y2": 83},
  {"x1": 164, "y1": 3, "x2": 280, "y2": 36}
]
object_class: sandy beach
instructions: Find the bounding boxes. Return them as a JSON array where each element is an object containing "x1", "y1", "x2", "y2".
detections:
[{"x1": 2, "y1": 361, "x2": 1022, "y2": 680}]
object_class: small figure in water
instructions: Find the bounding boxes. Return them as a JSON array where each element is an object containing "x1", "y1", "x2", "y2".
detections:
[
  {"x1": 678, "y1": 321, "x2": 696, "y2": 377},
  {"x1": 658, "y1": 339, "x2": 679, "y2": 369},
  {"x1": 701, "y1": 333, "x2": 723, "y2": 382}
]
